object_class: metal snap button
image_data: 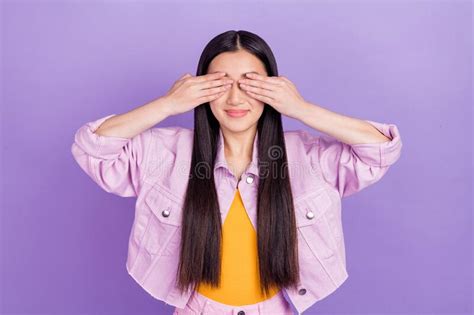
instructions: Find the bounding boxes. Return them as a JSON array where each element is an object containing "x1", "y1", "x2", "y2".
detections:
[
  {"x1": 238, "y1": 311, "x2": 245, "y2": 315},
  {"x1": 161, "y1": 209, "x2": 170, "y2": 217},
  {"x1": 246, "y1": 175, "x2": 254, "y2": 184},
  {"x1": 298, "y1": 288, "x2": 307, "y2": 295},
  {"x1": 305, "y1": 210, "x2": 314, "y2": 219}
]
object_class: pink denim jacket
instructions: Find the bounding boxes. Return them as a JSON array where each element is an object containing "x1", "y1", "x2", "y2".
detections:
[{"x1": 71, "y1": 114, "x2": 402, "y2": 314}]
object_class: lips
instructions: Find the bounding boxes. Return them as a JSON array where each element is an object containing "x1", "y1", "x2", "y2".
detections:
[
  {"x1": 225, "y1": 109, "x2": 250, "y2": 118},
  {"x1": 225, "y1": 110, "x2": 249, "y2": 114}
]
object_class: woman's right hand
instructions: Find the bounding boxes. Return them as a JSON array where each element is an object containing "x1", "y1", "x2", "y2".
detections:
[{"x1": 160, "y1": 72, "x2": 234, "y2": 116}]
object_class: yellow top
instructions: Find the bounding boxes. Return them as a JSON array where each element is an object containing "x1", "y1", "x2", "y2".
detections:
[{"x1": 196, "y1": 188, "x2": 280, "y2": 305}]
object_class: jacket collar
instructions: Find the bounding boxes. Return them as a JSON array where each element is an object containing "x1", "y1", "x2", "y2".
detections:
[{"x1": 214, "y1": 128, "x2": 259, "y2": 177}]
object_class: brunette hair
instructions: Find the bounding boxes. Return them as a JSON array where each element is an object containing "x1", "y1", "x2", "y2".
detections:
[{"x1": 176, "y1": 30, "x2": 299, "y2": 298}]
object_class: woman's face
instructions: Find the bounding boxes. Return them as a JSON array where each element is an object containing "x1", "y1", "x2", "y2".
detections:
[{"x1": 207, "y1": 50, "x2": 267, "y2": 133}]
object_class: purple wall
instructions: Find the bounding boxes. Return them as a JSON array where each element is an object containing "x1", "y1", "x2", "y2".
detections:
[{"x1": 2, "y1": 0, "x2": 471, "y2": 314}]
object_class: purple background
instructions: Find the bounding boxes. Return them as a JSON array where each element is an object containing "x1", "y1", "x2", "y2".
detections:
[{"x1": 2, "y1": 0, "x2": 471, "y2": 314}]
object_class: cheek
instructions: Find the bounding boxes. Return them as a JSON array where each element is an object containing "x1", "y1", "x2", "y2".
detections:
[
  {"x1": 253, "y1": 102, "x2": 265, "y2": 115},
  {"x1": 209, "y1": 102, "x2": 219, "y2": 115},
  {"x1": 209, "y1": 102, "x2": 226, "y2": 122}
]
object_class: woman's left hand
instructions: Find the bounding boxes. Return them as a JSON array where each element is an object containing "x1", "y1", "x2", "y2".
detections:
[{"x1": 238, "y1": 73, "x2": 309, "y2": 119}]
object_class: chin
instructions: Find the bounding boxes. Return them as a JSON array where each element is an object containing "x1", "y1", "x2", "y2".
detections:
[{"x1": 220, "y1": 122, "x2": 252, "y2": 133}]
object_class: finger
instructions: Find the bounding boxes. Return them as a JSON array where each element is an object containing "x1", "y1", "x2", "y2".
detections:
[
  {"x1": 197, "y1": 84, "x2": 232, "y2": 100},
  {"x1": 244, "y1": 72, "x2": 281, "y2": 85},
  {"x1": 239, "y1": 83, "x2": 275, "y2": 98},
  {"x1": 238, "y1": 78, "x2": 275, "y2": 92},
  {"x1": 244, "y1": 90, "x2": 274, "y2": 104},
  {"x1": 198, "y1": 89, "x2": 228, "y2": 102},
  {"x1": 200, "y1": 77, "x2": 234, "y2": 90},
  {"x1": 193, "y1": 71, "x2": 227, "y2": 83}
]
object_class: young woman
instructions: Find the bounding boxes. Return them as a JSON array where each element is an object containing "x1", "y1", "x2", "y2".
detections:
[{"x1": 71, "y1": 30, "x2": 402, "y2": 315}]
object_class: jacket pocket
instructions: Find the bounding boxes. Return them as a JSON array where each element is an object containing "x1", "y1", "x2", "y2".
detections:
[
  {"x1": 294, "y1": 188, "x2": 336, "y2": 260},
  {"x1": 141, "y1": 184, "x2": 183, "y2": 256}
]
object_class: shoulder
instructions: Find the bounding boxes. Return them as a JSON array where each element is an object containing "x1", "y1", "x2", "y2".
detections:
[
  {"x1": 283, "y1": 129, "x2": 330, "y2": 196},
  {"x1": 284, "y1": 129, "x2": 319, "y2": 141},
  {"x1": 283, "y1": 129, "x2": 321, "y2": 168},
  {"x1": 146, "y1": 126, "x2": 193, "y2": 150},
  {"x1": 141, "y1": 126, "x2": 193, "y2": 188},
  {"x1": 149, "y1": 125, "x2": 193, "y2": 138},
  {"x1": 284, "y1": 129, "x2": 320, "y2": 152}
]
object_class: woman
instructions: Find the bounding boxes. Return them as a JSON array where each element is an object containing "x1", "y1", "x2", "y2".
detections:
[{"x1": 71, "y1": 30, "x2": 402, "y2": 315}]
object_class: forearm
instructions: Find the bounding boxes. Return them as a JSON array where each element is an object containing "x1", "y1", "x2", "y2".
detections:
[
  {"x1": 295, "y1": 101, "x2": 391, "y2": 144},
  {"x1": 93, "y1": 97, "x2": 173, "y2": 139}
]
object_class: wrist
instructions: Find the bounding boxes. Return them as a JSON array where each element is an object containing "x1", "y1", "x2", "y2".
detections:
[
  {"x1": 293, "y1": 100, "x2": 313, "y2": 121},
  {"x1": 152, "y1": 96, "x2": 175, "y2": 118}
]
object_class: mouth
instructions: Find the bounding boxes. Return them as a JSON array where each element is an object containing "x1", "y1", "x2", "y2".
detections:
[{"x1": 225, "y1": 109, "x2": 250, "y2": 118}]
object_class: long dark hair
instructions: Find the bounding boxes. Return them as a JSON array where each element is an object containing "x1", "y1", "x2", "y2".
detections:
[{"x1": 176, "y1": 30, "x2": 299, "y2": 298}]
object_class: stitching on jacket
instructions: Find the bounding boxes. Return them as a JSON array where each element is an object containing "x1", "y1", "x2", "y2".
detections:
[
  {"x1": 151, "y1": 181, "x2": 184, "y2": 204},
  {"x1": 316, "y1": 137, "x2": 344, "y2": 199},
  {"x1": 139, "y1": 129, "x2": 154, "y2": 194},
  {"x1": 293, "y1": 185, "x2": 326, "y2": 203},
  {"x1": 322, "y1": 214, "x2": 345, "y2": 271},
  {"x1": 298, "y1": 228, "x2": 338, "y2": 287}
]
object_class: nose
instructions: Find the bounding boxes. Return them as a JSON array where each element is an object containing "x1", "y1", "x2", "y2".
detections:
[{"x1": 226, "y1": 80, "x2": 247, "y2": 104}]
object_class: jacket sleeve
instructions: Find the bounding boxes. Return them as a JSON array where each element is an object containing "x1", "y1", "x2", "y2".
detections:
[
  {"x1": 71, "y1": 114, "x2": 152, "y2": 198},
  {"x1": 308, "y1": 120, "x2": 403, "y2": 198}
]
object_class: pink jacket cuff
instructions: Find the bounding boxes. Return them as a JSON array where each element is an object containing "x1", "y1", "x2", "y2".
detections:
[
  {"x1": 349, "y1": 119, "x2": 403, "y2": 168},
  {"x1": 73, "y1": 114, "x2": 131, "y2": 159}
]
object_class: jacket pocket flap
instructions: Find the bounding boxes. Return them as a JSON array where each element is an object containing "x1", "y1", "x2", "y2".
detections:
[
  {"x1": 294, "y1": 188, "x2": 331, "y2": 227},
  {"x1": 144, "y1": 184, "x2": 183, "y2": 227}
]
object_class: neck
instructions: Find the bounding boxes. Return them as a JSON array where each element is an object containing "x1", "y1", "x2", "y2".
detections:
[{"x1": 220, "y1": 126, "x2": 257, "y2": 161}]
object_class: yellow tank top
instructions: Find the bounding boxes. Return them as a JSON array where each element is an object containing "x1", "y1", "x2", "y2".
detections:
[{"x1": 196, "y1": 188, "x2": 280, "y2": 305}]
